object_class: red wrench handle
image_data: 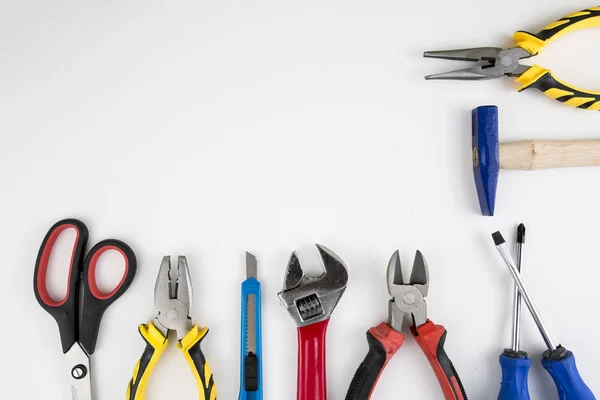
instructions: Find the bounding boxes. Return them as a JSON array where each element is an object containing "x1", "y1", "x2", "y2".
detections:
[
  {"x1": 297, "y1": 318, "x2": 330, "y2": 400},
  {"x1": 411, "y1": 320, "x2": 467, "y2": 400}
]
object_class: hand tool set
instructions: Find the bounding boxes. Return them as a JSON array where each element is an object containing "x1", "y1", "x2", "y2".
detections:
[
  {"x1": 32, "y1": 215, "x2": 599, "y2": 399},
  {"x1": 425, "y1": 6, "x2": 600, "y2": 110},
  {"x1": 492, "y1": 228, "x2": 595, "y2": 400},
  {"x1": 30, "y1": 6, "x2": 600, "y2": 400}
]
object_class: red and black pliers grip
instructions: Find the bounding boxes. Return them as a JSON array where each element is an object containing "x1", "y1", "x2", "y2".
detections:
[
  {"x1": 345, "y1": 323, "x2": 405, "y2": 400},
  {"x1": 411, "y1": 320, "x2": 467, "y2": 400}
]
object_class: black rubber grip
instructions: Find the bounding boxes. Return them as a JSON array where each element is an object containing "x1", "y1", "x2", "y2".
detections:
[
  {"x1": 521, "y1": 71, "x2": 600, "y2": 110},
  {"x1": 127, "y1": 329, "x2": 157, "y2": 400},
  {"x1": 436, "y1": 330, "x2": 468, "y2": 400},
  {"x1": 244, "y1": 353, "x2": 259, "y2": 391},
  {"x1": 187, "y1": 338, "x2": 216, "y2": 399},
  {"x1": 345, "y1": 331, "x2": 387, "y2": 400}
]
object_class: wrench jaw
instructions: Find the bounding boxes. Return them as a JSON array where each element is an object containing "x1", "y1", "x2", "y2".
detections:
[{"x1": 277, "y1": 244, "x2": 349, "y2": 327}]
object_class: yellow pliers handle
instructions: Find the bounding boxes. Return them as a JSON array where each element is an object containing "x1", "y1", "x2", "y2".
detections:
[
  {"x1": 126, "y1": 322, "x2": 217, "y2": 400},
  {"x1": 514, "y1": 6, "x2": 600, "y2": 110}
]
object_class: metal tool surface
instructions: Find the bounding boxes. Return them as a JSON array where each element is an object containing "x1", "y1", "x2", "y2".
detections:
[{"x1": 497, "y1": 224, "x2": 532, "y2": 400}]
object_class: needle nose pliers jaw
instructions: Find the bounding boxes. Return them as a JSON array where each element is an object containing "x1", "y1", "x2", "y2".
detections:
[
  {"x1": 127, "y1": 256, "x2": 217, "y2": 400},
  {"x1": 425, "y1": 7, "x2": 600, "y2": 110}
]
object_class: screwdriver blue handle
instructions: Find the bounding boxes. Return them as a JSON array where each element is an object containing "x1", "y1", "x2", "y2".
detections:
[
  {"x1": 542, "y1": 351, "x2": 595, "y2": 400},
  {"x1": 239, "y1": 276, "x2": 263, "y2": 400},
  {"x1": 498, "y1": 352, "x2": 531, "y2": 400}
]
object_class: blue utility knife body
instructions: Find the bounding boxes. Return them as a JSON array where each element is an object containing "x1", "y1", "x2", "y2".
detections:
[{"x1": 239, "y1": 252, "x2": 263, "y2": 400}]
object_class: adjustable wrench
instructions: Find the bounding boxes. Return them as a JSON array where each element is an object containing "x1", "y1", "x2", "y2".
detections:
[{"x1": 278, "y1": 244, "x2": 349, "y2": 400}]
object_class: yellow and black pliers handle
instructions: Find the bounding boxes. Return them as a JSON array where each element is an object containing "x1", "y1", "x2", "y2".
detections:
[
  {"x1": 514, "y1": 7, "x2": 600, "y2": 110},
  {"x1": 424, "y1": 7, "x2": 600, "y2": 110},
  {"x1": 126, "y1": 322, "x2": 217, "y2": 400}
]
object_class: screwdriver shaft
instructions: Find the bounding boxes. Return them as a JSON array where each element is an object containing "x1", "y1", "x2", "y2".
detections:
[
  {"x1": 510, "y1": 224, "x2": 525, "y2": 352},
  {"x1": 493, "y1": 232, "x2": 557, "y2": 352}
]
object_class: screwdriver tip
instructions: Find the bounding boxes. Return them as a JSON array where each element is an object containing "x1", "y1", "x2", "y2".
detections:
[
  {"x1": 492, "y1": 231, "x2": 505, "y2": 246},
  {"x1": 517, "y1": 224, "x2": 526, "y2": 244}
]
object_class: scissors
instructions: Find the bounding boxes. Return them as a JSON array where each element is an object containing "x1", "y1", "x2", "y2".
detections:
[{"x1": 33, "y1": 218, "x2": 137, "y2": 400}]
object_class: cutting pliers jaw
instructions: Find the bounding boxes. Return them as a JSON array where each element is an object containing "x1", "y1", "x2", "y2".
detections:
[
  {"x1": 387, "y1": 250, "x2": 429, "y2": 331},
  {"x1": 154, "y1": 255, "x2": 193, "y2": 340},
  {"x1": 424, "y1": 47, "x2": 532, "y2": 80}
]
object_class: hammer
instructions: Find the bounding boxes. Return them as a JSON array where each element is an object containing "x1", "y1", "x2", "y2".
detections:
[{"x1": 472, "y1": 105, "x2": 600, "y2": 216}]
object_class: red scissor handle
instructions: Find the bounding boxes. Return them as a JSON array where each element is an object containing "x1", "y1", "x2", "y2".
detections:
[
  {"x1": 297, "y1": 318, "x2": 330, "y2": 400},
  {"x1": 79, "y1": 239, "x2": 137, "y2": 354},
  {"x1": 411, "y1": 320, "x2": 467, "y2": 400},
  {"x1": 34, "y1": 218, "x2": 137, "y2": 355},
  {"x1": 34, "y1": 219, "x2": 89, "y2": 353}
]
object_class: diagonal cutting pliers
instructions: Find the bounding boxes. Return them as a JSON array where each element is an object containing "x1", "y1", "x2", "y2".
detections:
[
  {"x1": 126, "y1": 256, "x2": 217, "y2": 400},
  {"x1": 345, "y1": 251, "x2": 467, "y2": 400},
  {"x1": 424, "y1": 7, "x2": 600, "y2": 110}
]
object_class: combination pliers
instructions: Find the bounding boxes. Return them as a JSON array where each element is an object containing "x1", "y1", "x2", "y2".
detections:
[
  {"x1": 425, "y1": 7, "x2": 600, "y2": 110},
  {"x1": 126, "y1": 256, "x2": 217, "y2": 400},
  {"x1": 345, "y1": 251, "x2": 467, "y2": 400}
]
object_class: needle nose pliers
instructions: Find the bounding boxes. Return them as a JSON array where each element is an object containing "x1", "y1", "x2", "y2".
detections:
[
  {"x1": 345, "y1": 251, "x2": 467, "y2": 400},
  {"x1": 126, "y1": 256, "x2": 217, "y2": 400},
  {"x1": 424, "y1": 7, "x2": 600, "y2": 110}
]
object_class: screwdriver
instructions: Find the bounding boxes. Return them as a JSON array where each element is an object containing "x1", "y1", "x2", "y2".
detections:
[
  {"x1": 492, "y1": 231, "x2": 595, "y2": 400},
  {"x1": 498, "y1": 224, "x2": 531, "y2": 400},
  {"x1": 239, "y1": 252, "x2": 263, "y2": 400}
]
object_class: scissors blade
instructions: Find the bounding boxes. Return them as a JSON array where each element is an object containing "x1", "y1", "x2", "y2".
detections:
[{"x1": 64, "y1": 343, "x2": 92, "y2": 400}]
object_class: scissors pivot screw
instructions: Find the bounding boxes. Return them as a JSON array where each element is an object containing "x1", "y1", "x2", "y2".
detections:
[{"x1": 71, "y1": 365, "x2": 87, "y2": 380}]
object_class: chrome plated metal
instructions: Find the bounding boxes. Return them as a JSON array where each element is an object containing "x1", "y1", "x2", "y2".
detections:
[
  {"x1": 424, "y1": 46, "x2": 532, "y2": 80},
  {"x1": 246, "y1": 252, "x2": 258, "y2": 280},
  {"x1": 154, "y1": 255, "x2": 193, "y2": 340},
  {"x1": 65, "y1": 343, "x2": 92, "y2": 400},
  {"x1": 246, "y1": 252, "x2": 258, "y2": 354},
  {"x1": 277, "y1": 244, "x2": 348, "y2": 327},
  {"x1": 246, "y1": 294, "x2": 257, "y2": 354},
  {"x1": 494, "y1": 236, "x2": 557, "y2": 351},
  {"x1": 511, "y1": 229, "x2": 524, "y2": 352},
  {"x1": 387, "y1": 250, "x2": 429, "y2": 331}
]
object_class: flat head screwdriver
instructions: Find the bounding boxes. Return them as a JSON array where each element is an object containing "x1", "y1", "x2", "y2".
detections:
[
  {"x1": 492, "y1": 231, "x2": 595, "y2": 400},
  {"x1": 497, "y1": 224, "x2": 531, "y2": 400}
]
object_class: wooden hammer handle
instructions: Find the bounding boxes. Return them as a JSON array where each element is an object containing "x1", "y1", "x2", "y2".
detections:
[{"x1": 500, "y1": 140, "x2": 600, "y2": 170}]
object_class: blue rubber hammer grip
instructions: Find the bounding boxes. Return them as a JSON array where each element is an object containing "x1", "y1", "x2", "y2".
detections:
[
  {"x1": 498, "y1": 353, "x2": 531, "y2": 400},
  {"x1": 239, "y1": 276, "x2": 263, "y2": 400},
  {"x1": 542, "y1": 351, "x2": 595, "y2": 400}
]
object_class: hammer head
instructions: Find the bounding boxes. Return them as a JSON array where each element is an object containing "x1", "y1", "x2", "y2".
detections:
[{"x1": 472, "y1": 105, "x2": 500, "y2": 216}]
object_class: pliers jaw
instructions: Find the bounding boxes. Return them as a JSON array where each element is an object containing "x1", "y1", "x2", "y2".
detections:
[
  {"x1": 277, "y1": 244, "x2": 348, "y2": 327},
  {"x1": 154, "y1": 255, "x2": 193, "y2": 340},
  {"x1": 424, "y1": 47, "x2": 532, "y2": 80},
  {"x1": 387, "y1": 250, "x2": 429, "y2": 331}
]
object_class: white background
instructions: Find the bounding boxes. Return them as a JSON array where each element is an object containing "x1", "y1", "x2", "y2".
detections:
[{"x1": 2, "y1": 0, "x2": 600, "y2": 399}]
